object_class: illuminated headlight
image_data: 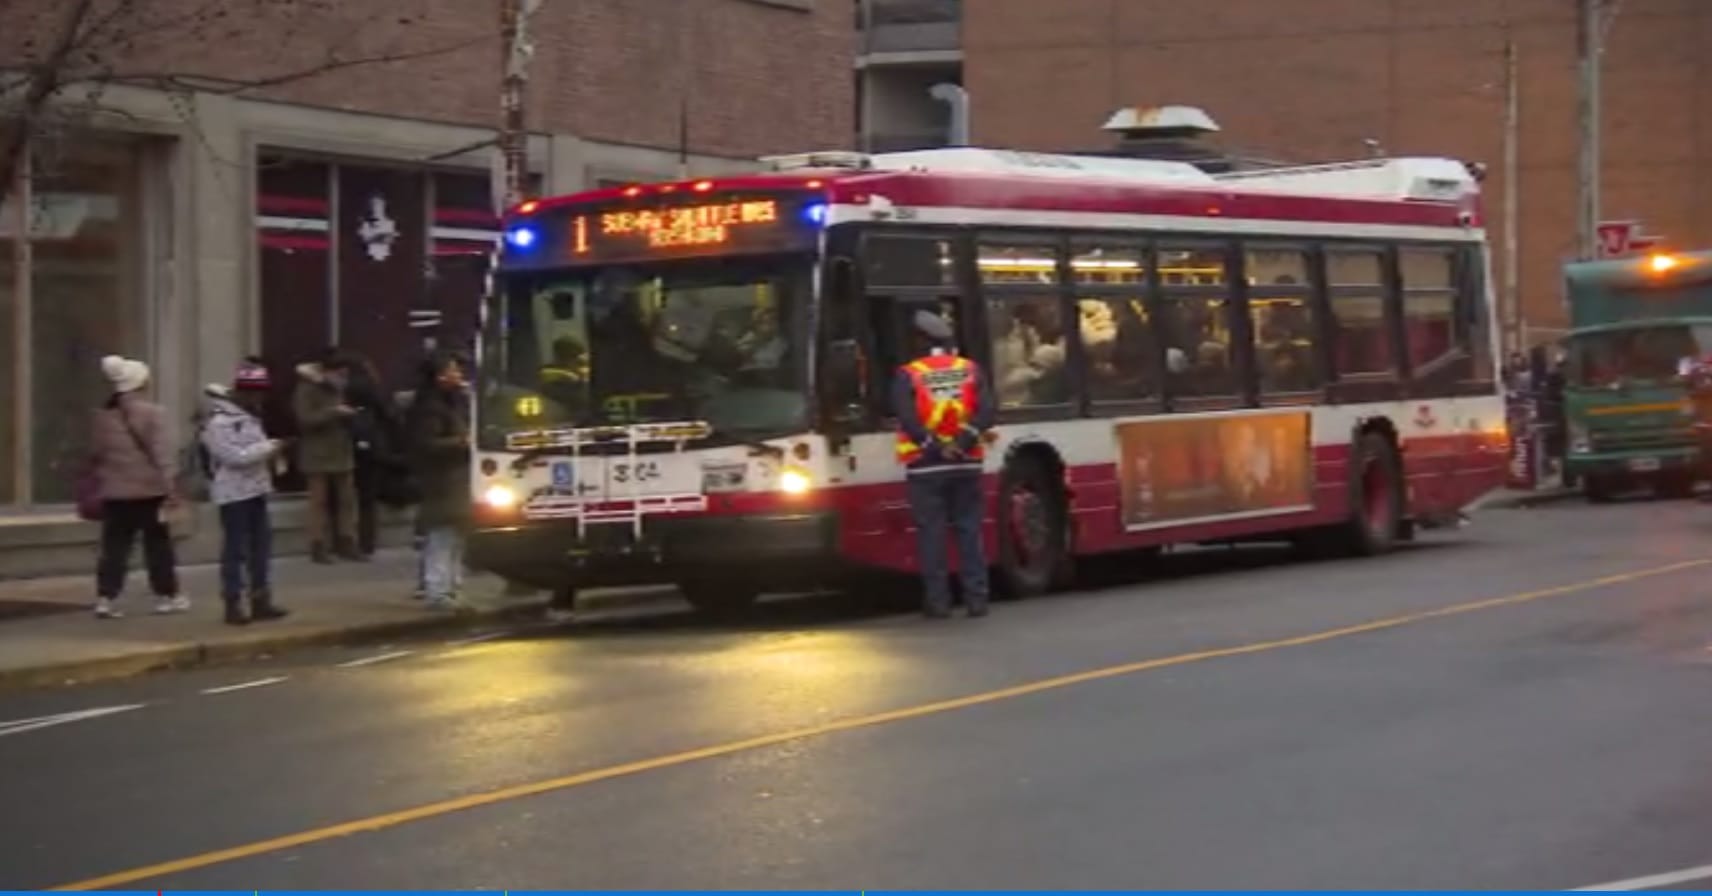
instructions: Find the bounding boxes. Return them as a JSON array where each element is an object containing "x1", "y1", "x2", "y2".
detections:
[
  {"x1": 483, "y1": 483, "x2": 519, "y2": 509},
  {"x1": 778, "y1": 468, "x2": 813, "y2": 495},
  {"x1": 1569, "y1": 424, "x2": 1591, "y2": 455}
]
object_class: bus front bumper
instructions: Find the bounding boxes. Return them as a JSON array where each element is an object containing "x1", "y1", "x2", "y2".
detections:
[{"x1": 466, "y1": 512, "x2": 841, "y2": 589}]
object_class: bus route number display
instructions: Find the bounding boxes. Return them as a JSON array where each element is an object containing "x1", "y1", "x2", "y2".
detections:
[{"x1": 567, "y1": 195, "x2": 810, "y2": 263}]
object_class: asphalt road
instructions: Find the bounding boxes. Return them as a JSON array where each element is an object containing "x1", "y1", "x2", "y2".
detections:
[{"x1": 5, "y1": 498, "x2": 1712, "y2": 890}]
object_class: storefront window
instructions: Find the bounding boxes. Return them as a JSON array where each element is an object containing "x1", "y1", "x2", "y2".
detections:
[{"x1": 29, "y1": 140, "x2": 144, "y2": 503}]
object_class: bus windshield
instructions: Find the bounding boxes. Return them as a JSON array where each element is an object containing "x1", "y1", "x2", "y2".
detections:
[
  {"x1": 478, "y1": 254, "x2": 810, "y2": 449},
  {"x1": 1568, "y1": 323, "x2": 1712, "y2": 388}
]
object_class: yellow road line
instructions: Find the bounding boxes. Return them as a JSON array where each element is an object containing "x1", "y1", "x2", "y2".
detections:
[{"x1": 55, "y1": 558, "x2": 1712, "y2": 891}]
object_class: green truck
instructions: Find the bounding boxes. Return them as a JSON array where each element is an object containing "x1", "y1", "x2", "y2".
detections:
[{"x1": 1562, "y1": 251, "x2": 1712, "y2": 501}]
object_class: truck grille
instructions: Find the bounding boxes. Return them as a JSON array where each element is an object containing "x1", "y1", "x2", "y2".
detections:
[{"x1": 1592, "y1": 425, "x2": 1693, "y2": 452}]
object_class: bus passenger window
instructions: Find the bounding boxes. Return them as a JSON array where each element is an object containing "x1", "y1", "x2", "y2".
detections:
[
  {"x1": 1082, "y1": 297, "x2": 1158, "y2": 403},
  {"x1": 988, "y1": 294, "x2": 1071, "y2": 408},
  {"x1": 1401, "y1": 247, "x2": 1457, "y2": 370},
  {"x1": 1245, "y1": 246, "x2": 1318, "y2": 394},
  {"x1": 1162, "y1": 295, "x2": 1237, "y2": 399},
  {"x1": 1327, "y1": 250, "x2": 1394, "y2": 376}
]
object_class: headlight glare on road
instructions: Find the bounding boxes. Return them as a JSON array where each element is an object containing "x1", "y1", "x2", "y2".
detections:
[{"x1": 483, "y1": 483, "x2": 520, "y2": 509}]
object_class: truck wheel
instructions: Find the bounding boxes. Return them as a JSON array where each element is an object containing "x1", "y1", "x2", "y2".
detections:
[
  {"x1": 679, "y1": 580, "x2": 760, "y2": 619},
  {"x1": 1340, "y1": 432, "x2": 1403, "y2": 556},
  {"x1": 996, "y1": 454, "x2": 1071, "y2": 598},
  {"x1": 1583, "y1": 474, "x2": 1616, "y2": 503}
]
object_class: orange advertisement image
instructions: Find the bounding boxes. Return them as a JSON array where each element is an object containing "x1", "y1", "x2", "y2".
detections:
[{"x1": 1115, "y1": 411, "x2": 1314, "y2": 529}]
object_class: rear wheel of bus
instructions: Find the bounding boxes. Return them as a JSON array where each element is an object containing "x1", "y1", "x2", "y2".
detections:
[
  {"x1": 995, "y1": 452, "x2": 1071, "y2": 599},
  {"x1": 678, "y1": 579, "x2": 760, "y2": 619},
  {"x1": 1349, "y1": 432, "x2": 1404, "y2": 555},
  {"x1": 1312, "y1": 431, "x2": 1403, "y2": 557}
]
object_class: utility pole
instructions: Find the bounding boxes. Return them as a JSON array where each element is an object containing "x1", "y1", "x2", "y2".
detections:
[
  {"x1": 1575, "y1": 0, "x2": 1603, "y2": 260},
  {"x1": 497, "y1": 0, "x2": 541, "y2": 212},
  {"x1": 1502, "y1": 36, "x2": 1521, "y2": 353}
]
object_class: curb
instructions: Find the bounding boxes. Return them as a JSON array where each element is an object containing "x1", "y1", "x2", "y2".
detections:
[
  {"x1": 0, "y1": 599, "x2": 555, "y2": 693},
  {"x1": 1484, "y1": 488, "x2": 1581, "y2": 510}
]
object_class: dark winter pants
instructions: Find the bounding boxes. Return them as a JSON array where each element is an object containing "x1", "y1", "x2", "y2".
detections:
[
  {"x1": 354, "y1": 461, "x2": 380, "y2": 556},
  {"x1": 97, "y1": 497, "x2": 180, "y2": 598},
  {"x1": 906, "y1": 470, "x2": 989, "y2": 614},
  {"x1": 218, "y1": 496, "x2": 273, "y2": 600}
]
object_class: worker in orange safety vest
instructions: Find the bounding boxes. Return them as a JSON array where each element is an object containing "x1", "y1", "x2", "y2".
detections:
[{"x1": 892, "y1": 310, "x2": 996, "y2": 619}]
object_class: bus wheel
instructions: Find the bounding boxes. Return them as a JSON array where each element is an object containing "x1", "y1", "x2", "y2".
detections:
[
  {"x1": 1342, "y1": 432, "x2": 1403, "y2": 556},
  {"x1": 1583, "y1": 474, "x2": 1617, "y2": 503},
  {"x1": 996, "y1": 454, "x2": 1070, "y2": 598},
  {"x1": 679, "y1": 579, "x2": 760, "y2": 619}
]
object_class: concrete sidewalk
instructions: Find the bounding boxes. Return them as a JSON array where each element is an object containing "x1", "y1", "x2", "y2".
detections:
[{"x1": 0, "y1": 550, "x2": 564, "y2": 691}]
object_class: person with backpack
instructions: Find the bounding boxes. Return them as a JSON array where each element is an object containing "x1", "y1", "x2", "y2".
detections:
[
  {"x1": 88, "y1": 355, "x2": 187, "y2": 619},
  {"x1": 201, "y1": 359, "x2": 291, "y2": 626}
]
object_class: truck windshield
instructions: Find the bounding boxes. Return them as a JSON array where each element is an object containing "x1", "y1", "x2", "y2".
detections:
[
  {"x1": 478, "y1": 254, "x2": 810, "y2": 449},
  {"x1": 1568, "y1": 324, "x2": 1712, "y2": 388}
]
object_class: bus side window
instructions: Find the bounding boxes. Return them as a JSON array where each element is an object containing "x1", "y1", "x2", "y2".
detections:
[
  {"x1": 1244, "y1": 246, "x2": 1318, "y2": 396},
  {"x1": 1400, "y1": 246, "x2": 1458, "y2": 374},
  {"x1": 1326, "y1": 249, "x2": 1394, "y2": 378}
]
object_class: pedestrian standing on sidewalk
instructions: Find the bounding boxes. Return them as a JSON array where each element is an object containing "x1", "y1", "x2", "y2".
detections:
[
  {"x1": 201, "y1": 360, "x2": 291, "y2": 626},
  {"x1": 89, "y1": 355, "x2": 188, "y2": 619},
  {"x1": 292, "y1": 351, "x2": 360, "y2": 563},
  {"x1": 406, "y1": 352, "x2": 472, "y2": 611}
]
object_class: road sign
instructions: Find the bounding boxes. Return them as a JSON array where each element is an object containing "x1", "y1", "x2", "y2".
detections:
[{"x1": 1597, "y1": 220, "x2": 1639, "y2": 258}]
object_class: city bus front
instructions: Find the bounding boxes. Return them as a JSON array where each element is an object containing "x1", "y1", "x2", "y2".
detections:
[{"x1": 466, "y1": 183, "x2": 845, "y2": 612}]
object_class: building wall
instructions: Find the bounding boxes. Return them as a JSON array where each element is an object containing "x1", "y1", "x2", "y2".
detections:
[
  {"x1": 962, "y1": 0, "x2": 1712, "y2": 340},
  {"x1": 0, "y1": 0, "x2": 854, "y2": 571},
  {"x1": 3, "y1": 0, "x2": 853, "y2": 161}
]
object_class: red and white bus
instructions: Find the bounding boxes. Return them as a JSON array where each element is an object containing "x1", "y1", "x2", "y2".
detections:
[{"x1": 469, "y1": 148, "x2": 1507, "y2": 614}]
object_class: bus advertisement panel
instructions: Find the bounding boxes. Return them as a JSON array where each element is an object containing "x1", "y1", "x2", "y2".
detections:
[{"x1": 1116, "y1": 411, "x2": 1313, "y2": 530}]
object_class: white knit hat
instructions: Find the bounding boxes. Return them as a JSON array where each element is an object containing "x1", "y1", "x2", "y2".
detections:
[{"x1": 100, "y1": 355, "x2": 150, "y2": 394}]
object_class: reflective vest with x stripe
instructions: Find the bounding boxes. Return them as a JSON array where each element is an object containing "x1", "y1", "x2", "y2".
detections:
[{"x1": 895, "y1": 353, "x2": 985, "y2": 466}]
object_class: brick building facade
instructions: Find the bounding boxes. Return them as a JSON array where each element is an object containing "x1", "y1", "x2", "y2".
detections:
[
  {"x1": 958, "y1": 0, "x2": 1712, "y2": 344},
  {"x1": 0, "y1": 0, "x2": 851, "y2": 572}
]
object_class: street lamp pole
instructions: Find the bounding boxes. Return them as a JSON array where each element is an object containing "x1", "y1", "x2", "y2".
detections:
[{"x1": 1575, "y1": 0, "x2": 1603, "y2": 260}]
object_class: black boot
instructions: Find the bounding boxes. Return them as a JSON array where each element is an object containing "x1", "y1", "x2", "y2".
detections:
[
  {"x1": 249, "y1": 589, "x2": 289, "y2": 621},
  {"x1": 223, "y1": 596, "x2": 250, "y2": 626},
  {"x1": 310, "y1": 542, "x2": 334, "y2": 565}
]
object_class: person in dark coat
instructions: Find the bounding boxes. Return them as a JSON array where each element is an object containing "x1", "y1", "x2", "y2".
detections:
[
  {"x1": 343, "y1": 353, "x2": 408, "y2": 559},
  {"x1": 406, "y1": 351, "x2": 472, "y2": 610}
]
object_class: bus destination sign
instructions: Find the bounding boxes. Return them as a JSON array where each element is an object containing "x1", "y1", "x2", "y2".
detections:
[{"x1": 558, "y1": 193, "x2": 818, "y2": 265}]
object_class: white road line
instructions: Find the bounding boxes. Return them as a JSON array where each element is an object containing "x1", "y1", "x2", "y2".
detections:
[
  {"x1": 337, "y1": 650, "x2": 415, "y2": 668},
  {"x1": 0, "y1": 704, "x2": 144, "y2": 738},
  {"x1": 199, "y1": 676, "x2": 289, "y2": 695},
  {"x1": 1576, "y1": 863, "x2": 1712, "y2": 891},
  {"x1": 446, "y1": 631, "x2": 509, "y2": 647}
]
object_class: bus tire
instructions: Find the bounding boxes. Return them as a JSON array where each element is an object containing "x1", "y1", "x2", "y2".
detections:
[
  {"x1": 1341, "y1": 431, "x2": 1403, "y2": 557},
  {"x1": 996, "y1": 453, "x2": 1071, "y2": 599},
  {"x1": 679, "y1": 579, "x2": 760, "y2": 619}
]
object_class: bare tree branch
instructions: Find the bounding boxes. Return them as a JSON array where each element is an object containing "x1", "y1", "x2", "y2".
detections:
[
  {"x1": 100, "y1": 34, "x2": 492, "y2": 97},
  {"x1": 0, "y1": 0, "x2": 480, "y2": 209},
  {"x1": 0, "y1": 0, "x2": 100, "y2": 207}
]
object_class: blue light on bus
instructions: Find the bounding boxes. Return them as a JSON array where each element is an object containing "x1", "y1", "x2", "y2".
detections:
[
  {"x1": 505, "y1": 225, "x2": 537, "y2": 249},
  {"x1": 802, "y1": 202, "x2": 828, "y2": 226}
]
